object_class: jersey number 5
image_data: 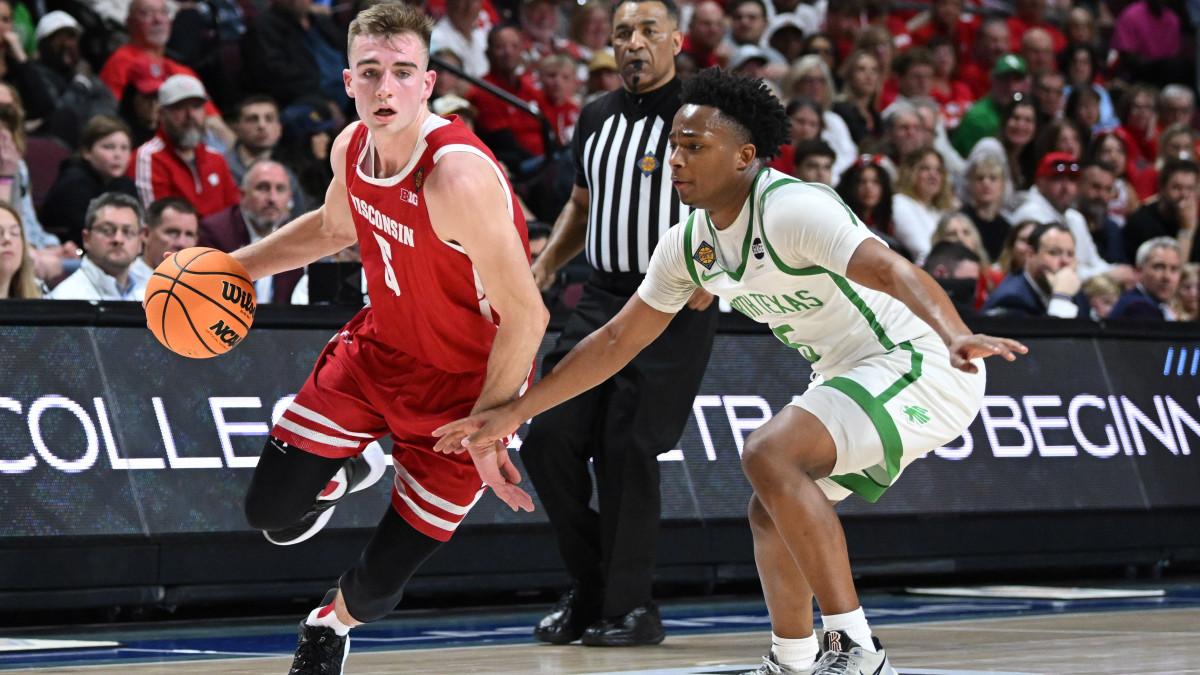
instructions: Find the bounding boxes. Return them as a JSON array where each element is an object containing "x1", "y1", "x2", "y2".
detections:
[{"x1": 373, "y1": 232, "x2": 402, "y2": 296}]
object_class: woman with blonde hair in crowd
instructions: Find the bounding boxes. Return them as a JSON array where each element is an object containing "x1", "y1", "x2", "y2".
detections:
[
  {"x1": 567, "y1": 1, "x2": 611, "y2": 62},
  {"x1": 1083, "y1": 273, "x2": 1121, "y2": 320},
  {"x1": 931, "y1": 211, "x2": 1005, "y2": 309},
  {"x1": 833, "y1": 49, "x2": 883, "y2": 144},
  {"x1": 0, "y1": 82, "x2": 77, "y2": 282},
  {"x1": 782, "y1": 55, "x2": 857, "y2": 180},
  {"x1": 892, "y1": 146, "x2": 955, "y2": 264},
  {"x1": 1174, "y1": 263, "x2": 1199, "y2": 321},
  {"x1": 957, "y1": 150, "x2": 1012, "y2": 261},
  {"x1": 0, "y1": 201, "x2": 43, "y2": 299}
]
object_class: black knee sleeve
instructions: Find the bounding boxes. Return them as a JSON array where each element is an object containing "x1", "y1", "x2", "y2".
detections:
[
  {"x1": 339, "y1": 508, "x2": 443, "y2": 623},
  {"x1": 244, "y1": 436, "x2": 346, "y2": 531}
]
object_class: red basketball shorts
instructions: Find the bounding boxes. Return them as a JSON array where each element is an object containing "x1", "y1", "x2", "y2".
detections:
[{"x1": 271, "y1": 322, "x2": 496, "y2": 542}]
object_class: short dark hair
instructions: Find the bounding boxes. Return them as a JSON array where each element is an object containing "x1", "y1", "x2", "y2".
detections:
[
  {"x1": 1158, "y1": 157, "x2": 1200, "y2": 188},
  {"x1": 233, "y1": 94, "x2": 279, "y2": 121},
  {"x1": 613, "y1": 0, "x2": 680, "y2": 25},
  {"x1": 923, "y1": 241, "x2": 980, "y2": 274},
  {"x1": 85, "y1": 192, "x2": 144, "y2": 229},
  {"x1": 793, "y1": 138, "x2": 834, "y2": 165},
  {"x1": 679, "y1": 67, "x2": 791, "y2": 162},
  {"x1": 146, "y1": 197, "x2": 198, "y2": 229},
  {"x1": 1028, "y1": 222, "x2": 1072, "y2": 253}
]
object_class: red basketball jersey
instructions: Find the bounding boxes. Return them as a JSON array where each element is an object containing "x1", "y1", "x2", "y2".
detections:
[{"x1": 344, "y1": 116, "x2": 529, "y2": 373}]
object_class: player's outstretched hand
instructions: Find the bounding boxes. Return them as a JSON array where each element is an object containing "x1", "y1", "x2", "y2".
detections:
[
  {"x1": 433, "y1": 407, "x2": 533, "y2": 512},
  {"x1": 480, "y1": 441, "x2": 535, "y2": 512},
  {"x1": 947, "y1": 333, "x2": 1028, "y2": 373}
]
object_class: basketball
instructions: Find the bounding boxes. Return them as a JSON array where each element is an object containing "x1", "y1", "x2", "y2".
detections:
[{"x1": 144, "y1": 247, "x2": 257, "y2": 359}]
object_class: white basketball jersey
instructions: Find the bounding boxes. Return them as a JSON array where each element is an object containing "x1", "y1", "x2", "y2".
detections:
[{"x1": 640, "y1": 169, "x2": 933, "y2": 376}]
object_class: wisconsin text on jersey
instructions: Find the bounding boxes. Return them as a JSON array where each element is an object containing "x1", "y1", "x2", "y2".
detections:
[{"x1": 351, "y1": 194, "x2": 417, "y2": 246}]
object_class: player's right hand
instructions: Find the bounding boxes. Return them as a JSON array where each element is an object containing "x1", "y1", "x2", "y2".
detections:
[{"x1": 432, "y1": 407, "x2": 523, "y2": 455}]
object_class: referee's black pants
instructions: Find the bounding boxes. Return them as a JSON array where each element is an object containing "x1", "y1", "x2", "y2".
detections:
[{"x1": 520, "y1": 272, "x2": 718, "y2": 619}]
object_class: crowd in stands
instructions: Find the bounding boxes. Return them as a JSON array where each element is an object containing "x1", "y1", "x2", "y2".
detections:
[{"x1": 0, "y1": 0, "x2": 1197, "y2": 323}]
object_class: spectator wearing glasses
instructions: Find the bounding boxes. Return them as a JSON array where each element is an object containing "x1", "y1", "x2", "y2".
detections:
[
  {"x1": 1011, "y1": 152, "x2": 1136, "y2": 284},
  {"x1": 48, "y1": 192, "x2": 146, "y2": 301}
]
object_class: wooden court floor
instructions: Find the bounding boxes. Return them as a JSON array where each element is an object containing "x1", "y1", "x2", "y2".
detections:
[{"x1": 5, "y1": 607, "x2": 1198, "y2": 674}]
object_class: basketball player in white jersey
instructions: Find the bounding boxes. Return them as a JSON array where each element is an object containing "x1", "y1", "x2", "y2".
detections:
[{"x1": 434, "y1": 68, "x2": 1026, "y2": 675}]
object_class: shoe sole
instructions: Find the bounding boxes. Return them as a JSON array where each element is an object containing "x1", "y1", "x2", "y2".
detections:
[
  {"x1": 349, "y1": 442, "x2": 389, "y2": 494},
  {"x1": 580, "y1": 631, "x2": 666, "y2": 647},
  {"x1": 532, "y1": 628, "x2": 584, "y2": 645},
  {"x1": 263, "y1": 504, "x2": 337, "y2": 546}
]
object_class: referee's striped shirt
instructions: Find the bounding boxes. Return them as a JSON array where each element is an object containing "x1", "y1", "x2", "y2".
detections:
[{"x1": 572, "y1": 78, "x2": 690, "y2": 274}]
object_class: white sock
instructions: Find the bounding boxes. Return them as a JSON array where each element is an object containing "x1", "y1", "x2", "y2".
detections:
[
  {"x1": 772, "y1": 631, "x2": 820, "y2": 669},
  {"x1": 821, "y1": 607, "x2": 876, "y2": 653},
  {"x1": 307, "y1": 603, "x2": 352, "y2": 636}
]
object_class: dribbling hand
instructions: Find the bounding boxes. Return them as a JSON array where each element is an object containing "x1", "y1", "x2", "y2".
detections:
[{"x1": 947, "y1": 333, "x2": 1028, "y2": 373}]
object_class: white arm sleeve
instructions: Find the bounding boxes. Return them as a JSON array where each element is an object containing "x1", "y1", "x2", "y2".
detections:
[
  {"x1": 764, "y1": 183, "x2": 875, "y2": 275},
  {"x1": 637, "y1": 222, "x2": 697, "y2": 313}
]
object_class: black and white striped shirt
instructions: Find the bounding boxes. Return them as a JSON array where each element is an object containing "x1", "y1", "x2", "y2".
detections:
[{"x1": 572, "y1": 78, "x2": 689, "y2": 274}]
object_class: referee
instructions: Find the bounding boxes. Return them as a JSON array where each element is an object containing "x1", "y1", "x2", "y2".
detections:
[{"x1": 521, "y1": 0, "x2": 718, "y2": 648}]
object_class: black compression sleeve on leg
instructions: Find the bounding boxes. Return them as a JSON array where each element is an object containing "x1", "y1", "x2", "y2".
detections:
[
  {"x1": 339, "y1": 507, "x2": 444, "y2": 623},
  {"x1": 244, "y1": 436, "x2": 347, "y2": 531}
]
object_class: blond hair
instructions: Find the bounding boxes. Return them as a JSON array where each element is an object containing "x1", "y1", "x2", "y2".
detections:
[
  {"x1": 347, "y1": 2, "x2": 435, "y2": 64},
  {"x1": 0, "y1": 201, "x2": 41, "y2": 299}
]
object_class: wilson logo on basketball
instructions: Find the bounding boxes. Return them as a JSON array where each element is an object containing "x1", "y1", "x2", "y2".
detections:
[
  {"x1": 221, "y1": 281, "x2": 256, "y2": 315},
  {"x1": 208, "y1": 320, "x2": 242, "y2": 347}
]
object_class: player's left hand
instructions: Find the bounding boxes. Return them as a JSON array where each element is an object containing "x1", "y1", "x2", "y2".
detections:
[{"x1": 947, "y1": 333, "x2": 1027, "y2": 373}]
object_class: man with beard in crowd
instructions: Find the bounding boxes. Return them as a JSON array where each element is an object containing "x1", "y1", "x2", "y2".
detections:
[
  {"x1": 130, "y1": 75, "x2": 240, "y2": 218},
  {"x1": 199, "y1": 160, "x2": 301, "y2": 303}
]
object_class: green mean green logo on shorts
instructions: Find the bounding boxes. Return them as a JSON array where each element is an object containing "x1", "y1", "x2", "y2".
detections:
[{"x1": 903, "y1": 405, "x2": 931, "y2": 425}]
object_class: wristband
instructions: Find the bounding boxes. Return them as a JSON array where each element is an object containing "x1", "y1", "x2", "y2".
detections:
[
  {"x1": 1051, "y1": 292, "x2": 1073, "y2": 301},
  {"x1": 1180, "y1": 230, "x2": 1195, "y2": 239},
  {"x1": 0, "y1": 176, "x2": 13, "y2": 185}
]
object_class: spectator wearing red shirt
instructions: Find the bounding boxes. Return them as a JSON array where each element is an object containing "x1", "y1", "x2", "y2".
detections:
[
  {"x1": 905, "y1": 0, "x2": 980, "y2": 67},
  {"x1": 467, "y1": 25, "x2": 548, "y2": 165},
  {"x1": 958, "y1": 18, "x2": 1010, "y2": 101},
  {"x1": 538, "y1": 53, "x2": 580, "y2": 148},
  {"x1": 927, "y1": 36, "x2": 973, "y2": 132},
  {"x1": 1006, "y1": 0, "x2": 1066, "y2": 55},
  {"x1": 100, "y1": 0, "x2": 234, "y2": 149},
  {"x1": 681, "y1": 1, "x2": 724, "y2": 69},
  {"x1": 130, "y1": 75, "x2": 240, "y2": 218},
  {"x1": 520, "y1": 0, "x2": 582, "y2": 65}
]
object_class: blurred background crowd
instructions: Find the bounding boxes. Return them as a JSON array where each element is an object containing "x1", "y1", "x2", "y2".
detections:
[{"x1": 0, "y1": 0, "x2": 1197, "y2": 323}]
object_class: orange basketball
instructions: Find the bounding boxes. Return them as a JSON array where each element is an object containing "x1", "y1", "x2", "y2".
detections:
[{"x1": 144, "y1": 247, "x2": 257, "y2": 359}]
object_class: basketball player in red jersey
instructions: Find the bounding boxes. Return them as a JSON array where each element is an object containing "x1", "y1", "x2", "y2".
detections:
[{"x1": 230, "y1": 4, "x2": 548, "y2": 673}]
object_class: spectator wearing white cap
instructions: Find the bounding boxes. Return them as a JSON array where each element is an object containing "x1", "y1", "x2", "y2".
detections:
[
  {"x1": 28, "y1": 10, "x2": 118, "y2": 148},
  {"x1": 129, "y1": 74, "x2": 239, "y2": 218}
]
